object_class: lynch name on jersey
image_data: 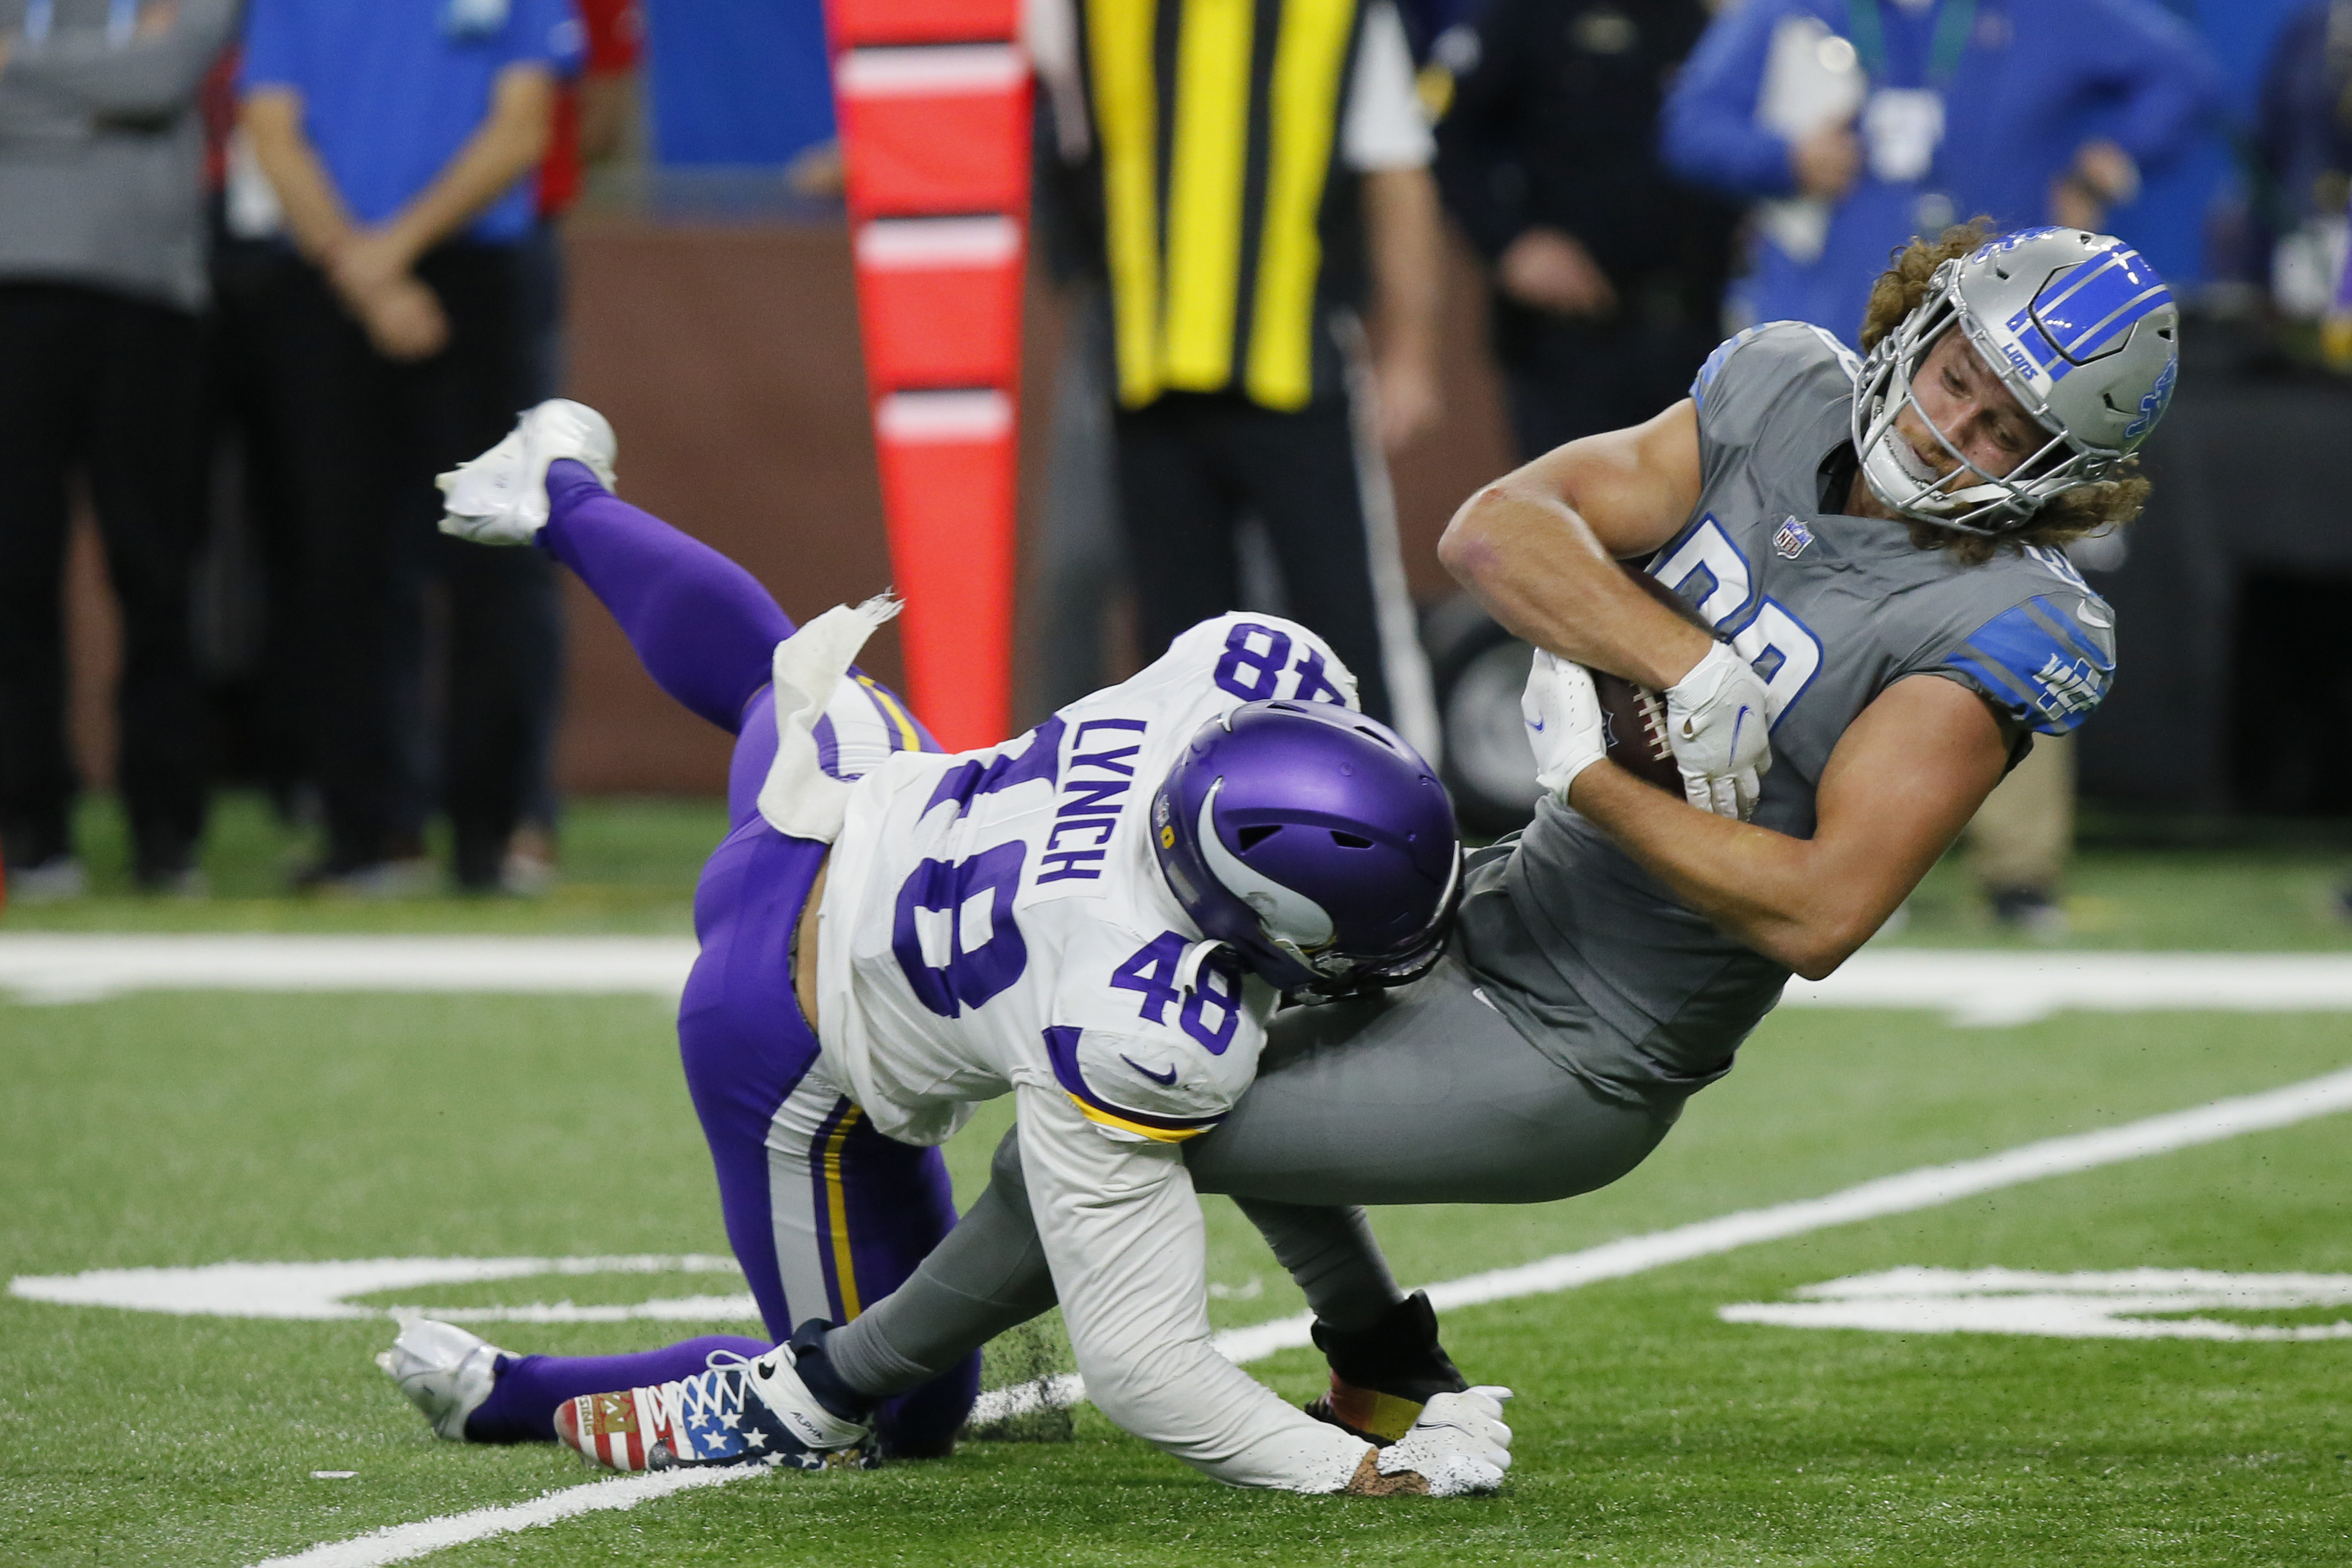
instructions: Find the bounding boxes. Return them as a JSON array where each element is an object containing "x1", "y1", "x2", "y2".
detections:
[{"x1": 1036, "y1": 717, "x2": 1149, "y2": 886}]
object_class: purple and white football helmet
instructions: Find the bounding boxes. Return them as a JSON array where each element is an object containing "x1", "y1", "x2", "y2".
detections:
[{"x1": 1152, "y1": 701, "x2": 1461, "y2": 993}]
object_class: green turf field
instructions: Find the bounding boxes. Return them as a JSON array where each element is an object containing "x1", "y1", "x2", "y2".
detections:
[{"x1": 4, "y1": 798, "x2": 2351, "y2": 1565}]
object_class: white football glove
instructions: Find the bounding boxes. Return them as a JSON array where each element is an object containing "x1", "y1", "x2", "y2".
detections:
[
  {"x1": 1522, "y1": 650, "x2": 1606, "y2": 800},
  {"x1": 1354, "y1": 1386, "x2": 1514, "y2": 1497},
  {"x1": 1662, "y1": 641, "x2": 1772, "y2": 821}
]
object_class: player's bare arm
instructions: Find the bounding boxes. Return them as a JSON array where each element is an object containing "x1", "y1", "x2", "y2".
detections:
[
  {"x1": 1517, "y1": 322, "x2": 2050, "y2": 974},
  {"x1": 1566, "y1": 674, "x2": 2014, "y2": 979},
  {"x1": 1443, "y1": 402, "x2": 1782, "y2": 818},
  {"x1": 1437, "y1": 401, "x2": 1712, "y2": 692},
  {"x1": 1515, "y1": 226, "x2": 2166, "y2": 969}
]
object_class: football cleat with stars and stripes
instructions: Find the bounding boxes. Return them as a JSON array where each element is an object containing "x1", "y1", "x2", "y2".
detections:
[{"x1": 555, "y1": 1333, "x2": 876, "y2": 1473}]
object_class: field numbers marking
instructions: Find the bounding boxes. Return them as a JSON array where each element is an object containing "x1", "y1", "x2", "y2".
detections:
[
  {"x1": 7, "y1": 1255, "x2": 754, "y2": 1324},
  {"x1": 1720, "y1": 1267, "x2": 2352, "y2": 1341},
  {"x1": 227, "y1": 1062, "x2": 2352, "y2": 1568}
]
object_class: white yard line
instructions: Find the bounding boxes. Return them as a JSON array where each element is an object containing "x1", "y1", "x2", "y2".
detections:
[
  {"x1": 0, "y1": 934, "x2": 699, "y2": 1005},
  {"x1": 8, "y1": 935, "x2": 2352, "y2": 1022},
  {"x1": 249, "y1": 1465, "x2": 748, "y2": 1568},
  {"x1": 1781, "y1": 950, "x2": 2352, "y2": 1025},
  {"x1": 246, "y1": 1063, "x2": 2352, "y2": 1568}
]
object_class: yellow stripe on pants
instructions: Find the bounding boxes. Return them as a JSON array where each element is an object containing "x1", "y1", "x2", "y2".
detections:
[
  {"x1": 854, "y1": 674, "x2": 921, "y2": 753},
  {"x1": 823, "y1": 1104, "x2": 865, "y2": 1319}
]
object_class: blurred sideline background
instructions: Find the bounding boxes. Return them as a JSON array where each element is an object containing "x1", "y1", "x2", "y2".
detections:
[{"x1": 20, "y1": 0, "x2": 2352, "y2": 939}]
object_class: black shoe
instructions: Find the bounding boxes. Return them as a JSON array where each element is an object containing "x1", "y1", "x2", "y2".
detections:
[
  {"x1": 5, "y1": 854, "x2": 87, "y2": 902},
  {"x1": 1988, "y1": 886, "x2": 2068, "y2": 939},
  {"x1": 133, "y1": 865, "x2": 209, "y2": 898},
  {"x1": 1302, "y1": 1290, "x2": 1467, "y2": 1444},
  {"x1": 291, "y1": 856, "x2": 436, "y2": 897},
  {"x1": 783, "y1": 1319, "x2": 881, "y2": 1426}
]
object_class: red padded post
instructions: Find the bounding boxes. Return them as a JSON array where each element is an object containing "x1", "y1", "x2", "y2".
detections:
[
  {"x1": 854, "y1": 217, "x2": 1024, "y2": 388},
  {"x1": 827, "y1": 1, "x2": 1030, "y2": 751},
  {"x1": 872, "y1": 392, "x2": 1018, "y2": 752},
  {"x1": 830, "y1": 0, "x2": 1016, "y2": 45},
  {"x1": 835, "y1": 47, "x2": 1031, "y2": 219}
]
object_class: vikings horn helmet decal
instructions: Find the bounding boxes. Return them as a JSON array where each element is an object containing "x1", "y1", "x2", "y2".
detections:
[{"x1": 1152, "y1": 701, "x2": 1461, "y2": 993}]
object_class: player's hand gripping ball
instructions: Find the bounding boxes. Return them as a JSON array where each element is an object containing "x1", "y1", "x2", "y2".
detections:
[
  {"x1": 1522, "y1": 649, "x2": 1608, "y2": 800},
  {"x1": 1661, "y1": 640, "x2": 1771, "y2": 821},
  {"x1": 1592, "y1": 569, "x2": 1772, "y2": 821}
]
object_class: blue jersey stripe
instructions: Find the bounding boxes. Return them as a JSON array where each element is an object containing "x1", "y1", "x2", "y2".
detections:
[{"x1": 1940, "y1": 594, "x2": 2116, "y2": 735}]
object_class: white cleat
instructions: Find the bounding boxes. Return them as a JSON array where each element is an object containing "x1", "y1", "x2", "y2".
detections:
[
  {"x1": 376, "y1": 1319, "x2": 513, "y2": 1442},
  {"x1": 436, "y1": 398, "x2": 618, "y2": 545}
]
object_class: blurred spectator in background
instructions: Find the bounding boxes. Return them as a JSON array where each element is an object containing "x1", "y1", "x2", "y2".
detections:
[
  {"x1": 505, "y1": 0, "x2": 639, "y2": 893},
  {"x1": 2254, "y1": 1, "x2": 2352, "y2": 361},
  {"x1": 0, "y1": 0, "x2": 240, "y2": 900},
  {"x1": 1663, "y1": 0, "x2": 2216, "y2": 349},
  {"x1": 1035, "y1": 0, "x2": 1444, "y2": 752},
  {"x1": 1961, "y1": 736, "x2": 2075, "y2": 936},
  {"x1": 1434, "y1": 0, "x2": 1737, "y2": 460},
  {"x1": 527, "y1": 0, "x2": 636, "y2": 399},
  {"x1": 237, "y1": 0, "x2": 579, "y2": 893}
]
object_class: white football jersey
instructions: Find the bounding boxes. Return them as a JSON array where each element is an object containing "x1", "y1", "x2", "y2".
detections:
[{"x1": 812, "y1": 612, "x2": 1383, "y2": 1490}]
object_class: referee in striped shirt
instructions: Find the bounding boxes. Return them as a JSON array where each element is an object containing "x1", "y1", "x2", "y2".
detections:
[{"x1": 1038, "y1": 0, "x2": 1445, "y2": 751}]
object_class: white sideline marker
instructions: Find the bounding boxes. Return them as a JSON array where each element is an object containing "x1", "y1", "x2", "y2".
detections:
[
  {"x1": 246, "y1": 1062, "x2": 2352, "y2": 1568},
  {"x1": 12, "y1": 935, "x2": 2352, "y2": 1025},
  {"x1": 0, "y1": 934, "x2": 698, "y2": 1006}
]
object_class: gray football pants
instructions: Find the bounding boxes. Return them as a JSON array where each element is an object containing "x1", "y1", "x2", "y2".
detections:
[{"x1": 825, "y1": 956, "x2": 1679, "y2": 1398}]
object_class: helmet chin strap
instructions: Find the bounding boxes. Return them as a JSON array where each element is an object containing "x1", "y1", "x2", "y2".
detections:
[
  {"x1": 1858, "y1": 414, "x2": 2009, "y2": 518},
  {"x1": 1856, "y1": 309, "x2": 2058, "y2": 533},
  {"x1": 1194, "y1": 780, "x2": 1337, "y2": 954}
]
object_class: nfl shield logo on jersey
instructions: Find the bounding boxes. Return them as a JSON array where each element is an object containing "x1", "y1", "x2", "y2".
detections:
[{"x1": 1773, "y1": 517, "x2": 1814, "y2": 560}]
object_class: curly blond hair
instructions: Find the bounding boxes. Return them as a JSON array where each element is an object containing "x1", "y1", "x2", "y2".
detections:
[{"x1": 1857, "y1": 221, "x2": 2150, "y2": 567}]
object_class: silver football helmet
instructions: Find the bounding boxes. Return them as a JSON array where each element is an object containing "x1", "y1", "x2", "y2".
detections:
[{"x1": 1851, "y1": 226, "x2": 2179, "y2": 536}]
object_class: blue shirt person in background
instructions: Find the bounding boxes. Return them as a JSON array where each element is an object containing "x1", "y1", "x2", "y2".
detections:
[
  {"x1": 237, "y1": 0, "x2": 582, "y2": 892},
  {"x1": 1661, "y1": 0, "x2": 2216, "y2": 346}
]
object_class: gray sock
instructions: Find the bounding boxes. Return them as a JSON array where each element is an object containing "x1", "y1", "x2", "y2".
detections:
[
  {"x1": 827, "y1": 1127, "x2": 1059, "y2": 1398},
  {"x1": 1233, "y1": 1198, "x2": 1404, "y2": 1331}
]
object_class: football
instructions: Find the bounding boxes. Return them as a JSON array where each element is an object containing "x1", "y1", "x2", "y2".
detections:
[{"x1": 1591, "y1": 567, "x2": 1719, "y2": 796}]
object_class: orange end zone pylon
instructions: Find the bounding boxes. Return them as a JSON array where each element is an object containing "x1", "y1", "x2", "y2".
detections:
[{"x1": 827, "y1": 0, "x2": 1031, "y2": 751}]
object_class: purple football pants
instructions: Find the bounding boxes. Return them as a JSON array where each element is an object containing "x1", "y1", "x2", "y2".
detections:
[{"x1": 464, "y1": 461, "x2": 978, "y2": 1455}]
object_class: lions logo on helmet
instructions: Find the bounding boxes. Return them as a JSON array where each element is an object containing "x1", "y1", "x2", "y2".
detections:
[{"x1": 1851, "y1": 228, "x2": 2179, "y2": 536}]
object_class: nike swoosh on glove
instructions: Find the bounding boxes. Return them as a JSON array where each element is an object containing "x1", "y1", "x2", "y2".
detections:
[
  {"x1": 1663, "y1": 641, "x2": 1772, "y2": 821},
  {"x1": 1345, "y1": 1386, "x2": 1514, "y2": 1496},
  {"x1": 1522, "y1": 650, "x2": 1607, "y2": 800}
]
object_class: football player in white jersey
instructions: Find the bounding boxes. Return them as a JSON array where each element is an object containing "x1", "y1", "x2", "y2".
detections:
[{"x1": 375, "y1": 401, "x2": 1510, "y2": 1497}]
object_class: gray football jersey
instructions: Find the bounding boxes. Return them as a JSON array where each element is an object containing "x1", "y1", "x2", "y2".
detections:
[{"x1": 1459, "y1": 321, "x2": 2119, "y2": 1108}]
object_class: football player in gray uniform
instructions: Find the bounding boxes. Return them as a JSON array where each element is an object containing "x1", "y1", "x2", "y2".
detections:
[{"x1": 760, "y1": 223, "x2": 2179, "y2": 1451}]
